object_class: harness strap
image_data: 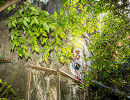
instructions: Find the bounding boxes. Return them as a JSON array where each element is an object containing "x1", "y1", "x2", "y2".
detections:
[{"x1": 76, "y1": 63, "x2": 80, "y2": 68}]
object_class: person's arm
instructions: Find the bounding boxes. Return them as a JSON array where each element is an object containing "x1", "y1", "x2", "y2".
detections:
[{"x1": 75, "y1": 55, "x2": 80, "y2": 60}]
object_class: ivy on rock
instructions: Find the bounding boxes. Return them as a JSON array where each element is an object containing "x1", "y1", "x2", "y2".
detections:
[{"x1": 6, "y1": 1, "x2": 88, "y2": 62}]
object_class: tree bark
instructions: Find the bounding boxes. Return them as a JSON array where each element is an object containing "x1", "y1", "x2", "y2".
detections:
[{"x1": 0, "y1": 0, "x2": 20, "y2": 12}]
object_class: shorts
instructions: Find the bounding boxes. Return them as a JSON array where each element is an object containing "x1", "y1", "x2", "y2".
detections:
[{"x1": 74, "y1": 63, "x2": 80, "y2": 70}]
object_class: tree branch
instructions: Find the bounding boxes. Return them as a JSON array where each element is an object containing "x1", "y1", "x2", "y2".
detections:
[{"x1": 0, "y1": 0, "x2": 20, "y2": 12}]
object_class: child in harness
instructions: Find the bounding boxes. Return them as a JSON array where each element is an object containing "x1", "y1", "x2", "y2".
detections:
[{"x1": 73, "y1": 49, "x2": 81, "y2": 81}]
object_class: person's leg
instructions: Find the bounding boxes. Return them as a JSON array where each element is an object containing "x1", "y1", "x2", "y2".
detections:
[
  {"x1": 77, "y1": 70, "x2": 80, "y2": 80},
  {"x1": 75, "y1": 69, "x2": 80, "y2": 80},
  {"x1": 78, "y1": 70, "x2": 80, "y2": 79},
  {"x1": 75, "y1": 63, "x2": 81, "y2": 79},
  {"x1": 75, "y1": 69, "x2": 78, "y2": 78}
]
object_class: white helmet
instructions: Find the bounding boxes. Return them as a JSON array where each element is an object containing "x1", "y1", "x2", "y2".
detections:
[{"x1": 75, "y1": 48, "x2": 80, "y2": 52}]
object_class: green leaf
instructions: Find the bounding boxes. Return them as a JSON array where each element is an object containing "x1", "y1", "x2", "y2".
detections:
[
  {"x1": 10, "y1": 41, "x2": 16, "y2": 50},
  {"x1": 23, "y1": 20, "x2": 28, "y2": 27},
  {"x1": 8, "y1": 7, "x2": 11, "y2": 11},
  {"x1": 12, "y1": 5, "x2": 15, "y2": 8},
  {"x1": 45, "y1": 56, "x2": 47, "y2": 63},
  {"x1": 7, "y1": 85, "x2": 11, "y2": 89},
  {"x1": 6, "y1": 19, "x2": 10, "y2": 23},
  {"x1": 8, "y1": 22, "x2": 11, "y2": 28},
  {"x1": 18, "y1": 53, "x2": 22, "y2": 57},
  {"x1": 35, "y1": 32, "x2": 40, "y2": 37},
  {"x1": 24, "y1": 17, "x2": 30, "y2": 22},
  {"x1": 0, "y1": 79, "x2": 2, "y2": 83},
  {"x1": 54, "y1": 11, "x2": 58, "y2": 17},
  {"x1": 31, "y1": 46, "x2": 35, "y2": 52},
  {"x1": 34, "y1": 17, "x2": 39, "y2": 24},
  {"x1": 25, "y1": 53, "x2": 29, "y2": 60},
  {"x1": 30, "y1": 7, "x2": 36, "y2": 11},
  {"x1": 19, "y1": 18, "x2": 23, "y2": 23},
  {"x1": 43, "y1": 22, "x2": 49, "y2": 33},
  {"x1": 30, "y1": 20, "x2": 34, "y2": 25},
  {"x1": 35, "y1": 47, "x2": 39, "y2": 53},
  {"x1": 14, "y1": 19, "x2": 17, "y2": 24},
  {"x1": 42, "y1": 38, "x2": 48, "y2": 45},
  {"x1": 12, "y1": 21, "x2": 16, "y2": 27},
  {"x1": 42, "y1": 31, "x2": 47, "y2": 37},
  {"x1": 11, "y1": 34, "x2": 14, "y2": 40},
  {"x1": 49, "y1": 24, "x2": 56, "y2": 29},
  {"x1": 103, "y1": 71, "x2": 109, "y2": 78},
  {"x1": 55, "y1": 45, "x2": 58, "y2": 51},
  {"x1": 20, "y1": 8, "x2": 24, "y2": 14}
]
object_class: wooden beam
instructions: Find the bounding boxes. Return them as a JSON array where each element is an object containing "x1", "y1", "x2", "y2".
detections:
[
  {"x1": 57, "y1": 68, "x2": 60, "y2": 100},
  {"x1": 45, "y1": 72, "x2": 57, "y2": 75},
  {"x1": 59, "y1": 70, "x2": 83, "y2": 84},
  {"x1": 26, "y1": 67, "x2": 31, "y2": 100},
  {"x1": 28, "y1": 65, "x2": 57, "y2": 74}
]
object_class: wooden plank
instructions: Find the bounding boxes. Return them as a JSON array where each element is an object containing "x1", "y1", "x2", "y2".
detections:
[
  {"x1": 59, "y1": 70, "x2": 83, "y2": 84},
  {"x1": 28, "y1": 65, "x2": 57, "y2": 74},
  {"x1": 26, "y1": 67, "x2": 31, "y2": 100},
  {"x1": 57, "y1": 68, "x2": 60, "y2": 100}
]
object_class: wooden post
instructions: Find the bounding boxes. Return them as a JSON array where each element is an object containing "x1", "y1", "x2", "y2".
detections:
[
  {"x1": 57, "y1": 68, "x2": 60, "y2": 100},
  {"x1": 86, "y1": 86, "x2": 89, "y2": 100},
  {"x1": 26, "y1": 67, "x2": 31, "y2": 100},
  {"x1": 83, "y1": 89, "x2": 85, "y2": 100}
]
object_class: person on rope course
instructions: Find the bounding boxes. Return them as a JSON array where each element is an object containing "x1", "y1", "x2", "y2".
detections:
[{"x1": 73, "y1": 49, "x2": 81, "y2": 81}]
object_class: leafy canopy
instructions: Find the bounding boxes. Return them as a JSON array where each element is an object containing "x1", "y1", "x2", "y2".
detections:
[
  {"x1": 84, "y1": 0, "x2": 129, "y2": 91},
  {"x1": 6, "y1": 1, "x2": 91, "y2": 62}
]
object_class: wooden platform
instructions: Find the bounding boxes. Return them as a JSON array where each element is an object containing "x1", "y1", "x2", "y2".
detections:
[{"x1": 26, "y1": 65, "x2": 84, "y2": 100}]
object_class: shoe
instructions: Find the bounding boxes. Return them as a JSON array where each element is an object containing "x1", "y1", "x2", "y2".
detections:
[
  {"x1": 77, "y1": 77, "x2": 81, "y2": 81},
  {"x1": 79, "y1": 79, "x2": 81, "y2": 82}
]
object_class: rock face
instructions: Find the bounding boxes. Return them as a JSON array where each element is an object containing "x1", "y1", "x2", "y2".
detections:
[
  {"x1": 0, "y1": 19, "x2": 27, "y2": 98},
  {"x1": 0, "y1": 20, "x2": 84, "y2": 100},
  {"x1": 0, "y1": 0, "x2": 86, "y2": 100}
]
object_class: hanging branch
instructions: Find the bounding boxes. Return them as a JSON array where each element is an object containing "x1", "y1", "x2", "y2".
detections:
[{"x1": 0, "y1": 0, "x2": 20, "y2": 12}]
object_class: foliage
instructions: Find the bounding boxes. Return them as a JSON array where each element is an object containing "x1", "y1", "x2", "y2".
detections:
[
  {"x1": 6, "y1": 0, "x2": 129, "y2": 91},
  {"x1": 7, "y1": 4, "x2": 57, "y2": 61},
  {"x1": 0, "y1": 79, "x2": 24, "y2": 100},
  {"x1": 85, "y1": 0, "x2": 129, "y2": 91},
  {"x1": 0, "y1": 0, "x2": 7, "y2": 6},
  {"x1": 6, "y1": 1, "x2": 93, "y2": 62}
]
